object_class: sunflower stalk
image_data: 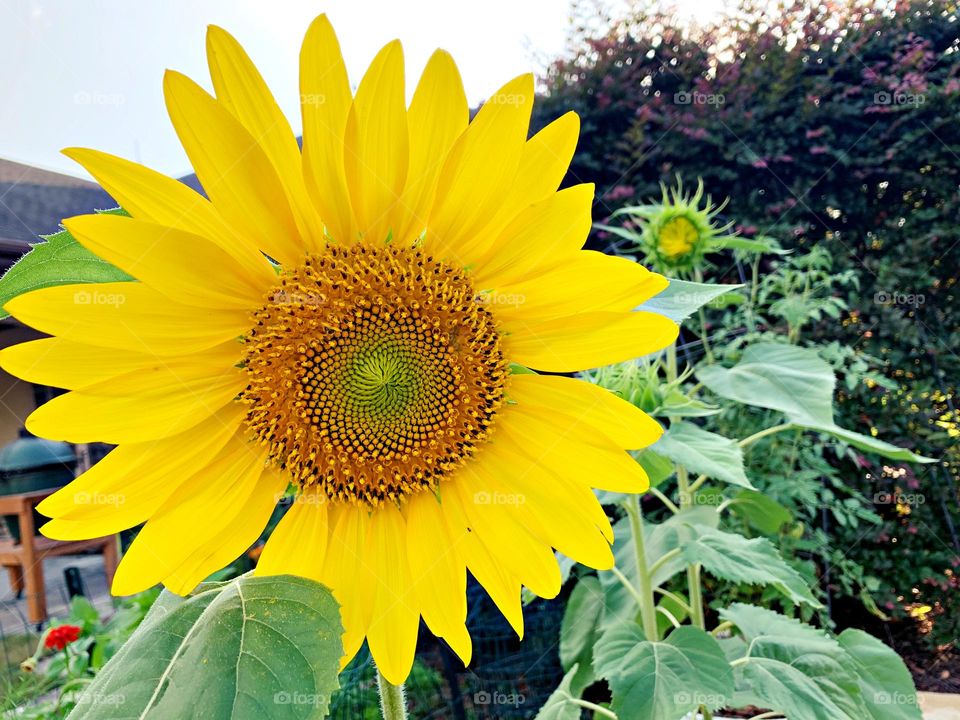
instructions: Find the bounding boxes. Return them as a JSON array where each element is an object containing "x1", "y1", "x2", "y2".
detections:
[
  {"x1": 623, "y1": 495, "x2": 659, "y2": 641},
  {"x1": 376, "y1": 669, "x2": 408, "y2": 720}
]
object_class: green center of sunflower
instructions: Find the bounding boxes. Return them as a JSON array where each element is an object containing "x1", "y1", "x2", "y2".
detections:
[{"x1": 240, "y1": 243, "x2": 508, "y2": 507}]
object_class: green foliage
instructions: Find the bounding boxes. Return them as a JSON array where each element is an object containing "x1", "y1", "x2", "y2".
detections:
[
  {"x1": 66, "y1": 576, "x2": 343, "y2": 720},
  {"x1": 0, "y1": 208, "x2": 131, "y2": 319}
]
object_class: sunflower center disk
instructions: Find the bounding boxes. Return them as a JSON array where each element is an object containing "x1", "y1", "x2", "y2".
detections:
[{"x1": 241, "y1": 243, "x2": 508, "y2": 507}]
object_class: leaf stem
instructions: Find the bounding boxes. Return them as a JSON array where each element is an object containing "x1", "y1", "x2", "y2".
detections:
[
  {"x1": 623, "y1": 495, "x2": 659, "y2": 641},
  {"x1": 376, "y1": 668, "x2": 408, "y2": 720},
  {"x1": 738, "y1": 423, "x2": 794, "y2": 449},
  {"x1": 569, "y1": 697, "x2": 618, "y2": 718},
  {"x1": 649, "y1": 486, "x2": 680, "y2": 513}
]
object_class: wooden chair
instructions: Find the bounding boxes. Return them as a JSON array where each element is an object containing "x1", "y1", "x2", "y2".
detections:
[{"x1": 0, "y1": 489, "x2": 118, "y2": 625}]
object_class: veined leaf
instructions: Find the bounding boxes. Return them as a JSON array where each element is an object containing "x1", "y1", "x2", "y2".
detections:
[
  {"x1": 559, "y1": 577, "x2": 603, "y2": 695},
  {"x1": 655, "y1": 421, "x2": 753, "y2": 488},
  {"x1": 838, "y1": 628, "x2": 922, "y2": 720},
  {"x1": 683, "y1": 528, "x2": 821, "y2": 607},
  {"x1": 696, "y1": 343, "x2": 934, "y2": 463},
  {"x1": 0, "y1": 209, "x2": 132, "y2": 319},
  {"x1": 534, "y1": 664, "x2": 585, "y2": 720},
  {"x1": 637, "y1": 278, "x2": 744, "y2": 323},
  {"x1": 68, "y1": 575, "x2": 343, "y2": 720},
  {"x1": 595, "y1": 625, "x2": 734, "y2": 720}
]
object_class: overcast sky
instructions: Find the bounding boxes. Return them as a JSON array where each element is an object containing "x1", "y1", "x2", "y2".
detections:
[{"x1": 0, "y1": 0, "x2": 721, "y2": 180}]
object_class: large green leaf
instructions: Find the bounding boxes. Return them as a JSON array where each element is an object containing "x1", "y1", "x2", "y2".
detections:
[
  {"x1": 559, "y1": 577, "x2": 603, "y2": 695},
  {"x1": 655, "y1": 421, "x2": 753, "y2": 488},
  {"x1": 721, "y1": 603, "x2": 867, "y2": 720},
  {"x1": 637, "y1": 278, "x2": 744, "y2": 323},
  {"x1": 596, "y1": 625, "x2": 734, "y2": 720},
  {"x1": 68, "y1": 575, "x2": 343, "y2": 720},
  {"x1": 682, "y1": 528, "x2": 821, "y2": 607},
  {"x1": 534, "y1": 664, "x2": 584, "y2": 720},
  {"x1": 697, "y1": 343, "x2": 933, "y2": 463},
  {"x1": 838, "y1": 629, "x2": 922, "y2": 720},
  {"x1": 0, "y1": 212, "x2": 132, "y2": 319}
]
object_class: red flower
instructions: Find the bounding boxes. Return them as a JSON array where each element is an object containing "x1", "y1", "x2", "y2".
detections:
[{"x1": 44, "y1": 624, "x2": 82, "y2": 651}]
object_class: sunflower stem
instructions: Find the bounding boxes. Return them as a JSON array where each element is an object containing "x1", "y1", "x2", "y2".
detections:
[
  {"x1": 376, "y1": 668, "x2": 408, "y2": 720},
  {"x1": 676, "y1": 465, "x2": 706, "y2": 629},
  {"x1": 623, "y1": 495, "x2": 659, "y2": 641}
]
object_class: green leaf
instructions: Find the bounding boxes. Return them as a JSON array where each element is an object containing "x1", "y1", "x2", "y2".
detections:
[
  {"x1": 593, "y1": 622, "x2": 646, "y2": 680},
  {"x1": 683, "y1": 528, "x2": 821, "y2": 607},
  {"x1": 655, "y1": 421, "x2": 754, "y2": 488},
  {"x1": 559, "y1": 577, "x2": 603, "y2": 695},
  {"x1": 597, "y1": 625, "x2": 734, "y2": 720},
  {"x1": 838, "y1": 629, "x2": 922, "y2": 720},
  {"x1": 721, "y1": 604, "x2": 867, "y2": 720},
  {"x1": 697, "y1": 343, "x2": 934, "y2": 463},
  {"x1": 726, "y1": 489, "x2": 793, "y2": 534},
  {"x1": 637, "y1": 278, "x2": 744, "y2": 323},
  {"x1": 0, "y1": 218, "x2": 132, "y2": 319},
  {"x1": 534, "y1": 664, "x2": 584, "y2": 720},
  {"x1": 68, "y1": 575, "x2": 343, "y2": 720}
]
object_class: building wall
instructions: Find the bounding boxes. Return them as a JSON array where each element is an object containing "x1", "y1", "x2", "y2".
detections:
[{"x1": 0, "y1": 323, "x2": 45, "y2": 447}]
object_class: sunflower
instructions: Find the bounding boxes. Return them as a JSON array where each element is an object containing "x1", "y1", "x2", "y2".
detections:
[
  {"x1": 618, "y1": 178, "x2": 733, "y2": 274},
  {"x1": 0, "y1": 16, "x2": 677, "y2": 684}
]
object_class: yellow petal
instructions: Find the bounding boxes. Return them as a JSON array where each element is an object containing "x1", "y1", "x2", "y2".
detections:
[
  {"x1": 111, "y1": 434, "x2": 268, "y2": 596},
  {"x1": 403, "y1": 492, "x2": 471, "y2": 664},
  {"x1": 256, "y1": 493, "x2": 329, "y2": 581},
  {"x1": 323, "y1": 504, "x2": 375, "y2": 666},
  {"x1": 472, "y1": 436, "x2": 614, "y2": 570},
  {"x1": 453, "y1": 470, "x2": 561, "y2": 599},
  {"x1": 207, "y1": 25, "x2": 324, "y2": 251},
  {"x1": 164, "y1": 70, "x2": 303, "y2": 266},
  {"x1": 26, "y1": 369, "x2": 245, "y2": 444},
  {"x1": 499, "y1": 406, "x2": 651, "y2": 493},
  {"x1": 4, "y1": 282, "x2": 249, "y2": 356},
  {"x1": 0, "y1": 338, "x2": 169, "y2": 390},
  {"x1": 61, "y1": 147, "x2": 268, "y2": 276},
  {"x1": 63, "y1": 214, "x2": 273, "y2": 308},
  {"x1": 493, "y1": 251, "x2": 669, "y2": 321},
  {"x1": 482, "y1": 110, "x2": 580, "y2": 241},
  {"x1": 504, "y1": 310, "x2": 679, "y2": 373},
  {"x1": 38, "y1": 405, "x2": 244, "y2": 530},
  {"x1": 300, "y1": 15, "x2": 354, "y2": 244},
  {"x1": 163, "y1": 466, "x2": 288, "y2": 595},
  {"x1": 366, "y1": 505, "x2": 419, "y2": 686},
  {"x1": 508, "y1": 373, "x2": 663, "y2": 449},
  {"x1": 344, "y1": 40, "x2": 408, "y2": 244},
  {"x1": 426, "y1": 74, "x2": 533, "y2": 267},
  {"x1": 394, "y1": 49, "x2": 468, "y2": 246},
  {"x1": 472, "y1": 183, "x2": 594, "y2": 288},
  {"x1": 440, "y1": 489, "x2": 524, "y2": 637}
]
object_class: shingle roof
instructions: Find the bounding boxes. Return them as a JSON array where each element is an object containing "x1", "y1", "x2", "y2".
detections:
[{"x1": 0, "y1": 158, "x2": 113, "y2": 246}]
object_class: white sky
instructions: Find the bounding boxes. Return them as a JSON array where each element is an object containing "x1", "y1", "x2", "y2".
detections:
[{"x1": 0, "y1": 0, "x2": 722, "y2": 180}]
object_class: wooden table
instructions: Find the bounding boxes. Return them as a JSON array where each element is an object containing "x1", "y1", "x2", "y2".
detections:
[{"x1": 0, "y1": 489, "x2": 118, "y2": 625}]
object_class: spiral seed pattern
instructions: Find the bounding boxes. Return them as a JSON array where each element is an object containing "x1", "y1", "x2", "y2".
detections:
[{"x1": 240, "y1": 243, "x2": 507, "y2": 507}]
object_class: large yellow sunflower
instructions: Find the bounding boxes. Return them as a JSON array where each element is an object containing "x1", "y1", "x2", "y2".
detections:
[{"x1": 0, "y1": 16, "x2": 677, "y2": 683}]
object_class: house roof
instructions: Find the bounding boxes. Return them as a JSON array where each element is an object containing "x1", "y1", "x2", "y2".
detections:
[{"x1": 0, "y1": 159, "x2": 113, "y2": 257}]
